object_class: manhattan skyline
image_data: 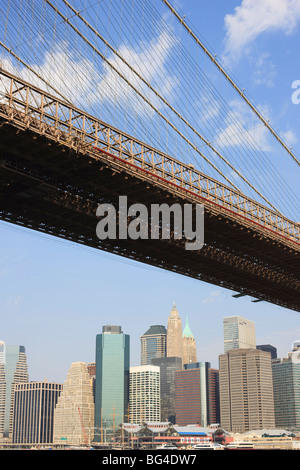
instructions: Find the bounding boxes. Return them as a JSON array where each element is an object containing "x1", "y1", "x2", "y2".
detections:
[
  {"x1": 1, "y1": 221, "x2": 300, "y2": 384},
  {"x1": 1, "y1": 0, "x2": 300, "y2": 384}
]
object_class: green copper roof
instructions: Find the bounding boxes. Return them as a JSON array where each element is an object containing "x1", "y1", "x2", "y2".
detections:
[{"x1": 183, "y1": 317, "x2": 194, "y2": 338}]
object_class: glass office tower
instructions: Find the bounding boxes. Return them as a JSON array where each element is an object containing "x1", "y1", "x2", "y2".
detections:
[
  {"x1": 0, "y1": 342, "x2": 29, "y2": 439},
  {"x1": 151, "y1": 356, "x2": 182, "y2": 424},
  {"x1": 223, "y1": 316, "x2": 256, "y2": 352},
  {"x1": 272, "y1": 344, "x2": 300, "y2": 431},
  {"x1": 94, "y1": 326, "x2": 130, "y2": 442},
  {"x1": 140, "y1": 325, "x2": 166, "y2": 366}
]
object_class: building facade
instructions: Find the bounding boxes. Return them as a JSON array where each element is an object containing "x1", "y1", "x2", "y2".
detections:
[
  {"x1": 223, "y1": 316, "x2": 256, "y2": 353},
  {"x1": 182, "y1": 318, "x2": 197, "y2": 366},
  {"x1": 13, "y1": 382, "x2": 63, "y2": 445},
  {"x1": 207, "y1": 368, "x2": 220, "y2": 425},
  {"x1": 167, "y1": 303, "x2": 183, "y2": 359},
  {"x1": 140, "y1": 325, "x2": 166, "y2": 366},
  {"x1": 95, "y1": 325, "x2": 130, "y2": 440},
  {"x1": 129, "y1": 365, "x2": 160, "y2": 424},
  {"x1": 272, "y1": 344, "x2": 300, "y2": 431},
  {"x1": 175, "y1": 366, "x2": 202, "y2": 426},
  {"x1": 175, "y1": 362, "x2": 214, "y2": 427},
  {"x1": 151, "y1": 356, "x2": 182, "y2": 424},
  {"x1": 219, "y1": 348, "x2": 275, "y2": 432},
  {"x1": 257, "y1": 344, "x2": 277, "y2": 360},
  {"x1": 53, "y1": 362, "x2": 94, "y2": 446},
  {"x1": 0, "y1": 342, "x2": 29, "y2": 440}
]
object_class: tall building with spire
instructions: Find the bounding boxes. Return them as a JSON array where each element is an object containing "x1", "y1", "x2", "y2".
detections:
[
  {"x1": 167, "y1": 302, "x2": 183, "y2": 360},
  {"x1": 182, "y1": 317, "x2": 197, "y2": 366}
]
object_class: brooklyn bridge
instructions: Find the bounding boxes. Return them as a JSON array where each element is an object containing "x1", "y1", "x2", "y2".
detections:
[{"x1": 0, "y1": 0, "x2": 299, "y2": 311}]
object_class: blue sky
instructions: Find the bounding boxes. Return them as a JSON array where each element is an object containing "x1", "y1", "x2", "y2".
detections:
[{"x1": 1, "y1": 0, "x2": 300, "y2": 383}]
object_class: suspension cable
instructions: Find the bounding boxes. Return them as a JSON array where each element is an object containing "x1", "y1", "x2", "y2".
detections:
[
  {"x1": 162, "y1": 0, "x2": 300, "y2": 168},
  {"x1": 52, "y1": 0, "x2": 283, "y2": 214}
]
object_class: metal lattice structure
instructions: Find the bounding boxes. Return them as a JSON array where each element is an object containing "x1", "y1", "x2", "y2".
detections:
[{"x1": 0, "y1": 69, "x2": 299, "y2": 311}]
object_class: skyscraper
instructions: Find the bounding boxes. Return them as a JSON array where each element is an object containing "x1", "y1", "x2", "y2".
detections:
[
  {"x1": 257, "y1": 344, "x2": 277, "y2": 360},
  {"x1": 272, "y1": 343, "x2": 300, "y2": 431},
  {"x1": 95, "y1": 325, "x2": 130, "y2": 440},
  {"x1": 174, "y1": 365, "x2": 202, "y2": 426},
  {"x1": 182, "y1": 317, "x2": 197, "y2": 366},
  {"x1": 13, "y1": 381, "x2": 63, "y2": 445},
  {"x1": 53, "y1": 362, "x2": 95, "y2": 446},
  {"x1": 175, "y1": 362, "x2": 213, "y2": 427},
  {"x1": 223, "y1": 315, "x2": 256, "y2": 352},
  {"x1": 140, "y1": 325, "x2": 166, "y2": 366},
  {"x1": 167, "y1": 302, "x2": 182, "y2": 359},
  {"x1": 207, "y1": 368, "x2": 220, "y2": 426},
  {"x1": 129, "y1": 365, "x2": 160, "y2": 424},
  {"x1": 151, "y1": 356, "x2": 182, "y2": 423},
  {"x1": 0, "y1": 341, "x2": 29, "y2": 440},
  {"x1": 219, "y1": 348, "x2": 275, "y2": 432}
]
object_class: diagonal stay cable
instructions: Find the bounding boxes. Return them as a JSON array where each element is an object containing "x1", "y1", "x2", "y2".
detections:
[
  {"x1": 44, "y1": 0, "x2": 247, "y2": 194},
  {"x1": 93, "y1": 0, "x2": 297, "y2": 216},
  {"x1": 53, "y1": 0, "x2": 283, "y2": 214},
  {"x1": 0, "y1": 40, "x2": 72, "y2": 104},
  {"x1": 162, "y1": 0, "x2": 300, "y2": 169}
]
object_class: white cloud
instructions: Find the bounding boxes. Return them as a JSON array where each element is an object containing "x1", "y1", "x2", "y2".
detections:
[
  {"x1": 95, "y1": 31, "x2": 177, "y2": 115},
  {"x1": 281, "y1": 129, "x2": 298, "y2": 146},
  {"x1": 252, "y1": 52, "x2": 277, "y2": 87},
  {"x1": 222, "y1": 0, "x2": 300, "y2": 63},
  {"x1": 215, "y1": 99, "x2": 272, "y2": 151},
  {"x1": 1, "y1": 30, "x2": 177, "y2": 118},
  {"x1": 201, "y1": 290, "x2": 222, "y2": 304},
  {"x1": 0, "y1": 44, "x2": 97, "y2": 105}
]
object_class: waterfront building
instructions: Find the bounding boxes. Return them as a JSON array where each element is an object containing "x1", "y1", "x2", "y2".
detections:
[
  {"x1": 182, "y1": 317, "x2": 197, "y2": 366},
  {"x1": 53, "y1": 362, "x2": 94, "y2": 446},
  {"x1": 173, "y1": 424, "x2": 226, "y2": 446},
  {"x1": 13, "y1": 381, "x2": 62, "y2": 445},
  {"x1": 151, "y1": 356, "x2": 182, "y2": 424},
  {"x1": 272, "y1": 343, "x2": 300, "y2": 431},
  {"x1": 129, "y1": 365, "x2": 160, "y2": 424},
  {"x1": 167, "y1": 303, "x2": 183, "y2": 360},
  {"x1": 0, "y1": 341, "x2": 29, "y2": 441},
  {"x1": 94, "y1": 325, "x2": 130, "y2": 440},
  {"x1": 140, "y1": 325, "x2": 166, "y2": 366},
  {"x1": 223, "y1": 316, "x2": 256, "y2": 353},
  {"x1": 219, "y1": 348, "x2": 275, "y2": 432}
]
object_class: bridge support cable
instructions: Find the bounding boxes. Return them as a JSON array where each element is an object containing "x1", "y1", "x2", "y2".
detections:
[
  {"x1": 45, "y1": 0, "x2": 283, "y2": 216},
  {"x1": 0, "y1": 40, "x2": 72, "y2": 105},
  {"x1": 162, "y1": 0, "x2": 300, "y2": 169}
]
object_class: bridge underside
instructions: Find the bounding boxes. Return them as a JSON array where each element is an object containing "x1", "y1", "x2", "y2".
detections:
[{"x1": 0, "y1": 117, "x2": 299, "y2": 312}]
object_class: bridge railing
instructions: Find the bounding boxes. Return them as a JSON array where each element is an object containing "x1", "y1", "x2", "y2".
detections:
[{"x1": 0, "y1": 68, "x2": 299, "y2": 245}]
